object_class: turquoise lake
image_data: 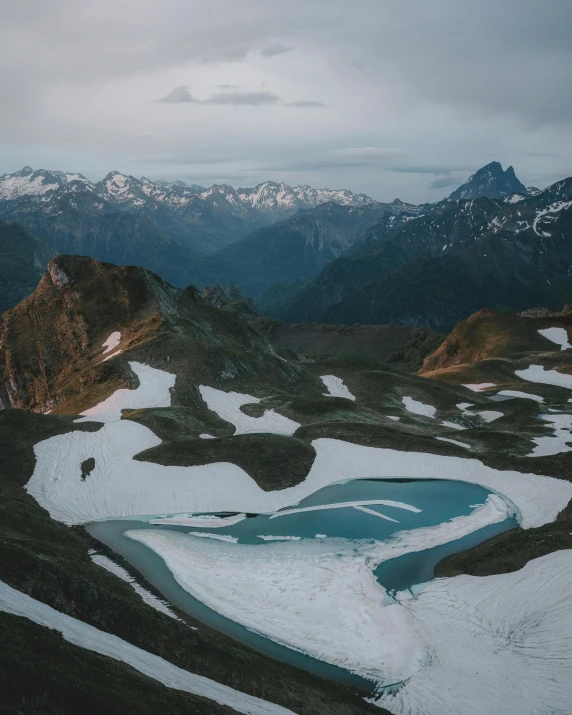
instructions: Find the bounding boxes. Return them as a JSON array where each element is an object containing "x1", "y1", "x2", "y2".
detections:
[{"x1": 88, "y1": 477, "x2": 518, "y2": 694}]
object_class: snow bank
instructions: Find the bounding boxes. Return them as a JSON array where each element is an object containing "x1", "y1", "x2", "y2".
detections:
[
  {"x1": 102, "y1": 331, "x2": 121, "y2": 354},
  {"x1": 198, "y1": 386, "x2": 300, "y2": 436},
  {"x1": 435, "y1": 437, "x2": 471, "y2": 450},
  {"x1": 150, "y1": 513, "x2": 247, "y2": 528},
  {"x1": 375, "y1": 550, "x2": 572, "y2": 715},
  {"x1": 402, "y1": 396, "x2": 436, "y2": 418},
  {"x1": 320, "y1": 375, "x2": 356, "y2": 401},
  {"x1": 90, "y1": 553, "x2": 180, "y2": 620},
  {"x1": 515, "y1": 364, "x2": 572, "y2": 390},
  {"x1": 497, "y1": 390, "x2": 543, "y2": 402},
  {"x1": 0, "y1": 580, "x2": 295, "y2": 715},
  {"x1": 537, "y1": 327, "x2": 572, "y2": 351},
  {"x1": 125, "y1": 497, "x2": 510, "y2": 691}
]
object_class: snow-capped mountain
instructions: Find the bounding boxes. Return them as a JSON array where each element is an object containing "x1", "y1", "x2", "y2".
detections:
[
  {"x1": 0, "y1": 166, "x2": 91, "y2": 202},
  {"x1": 448, "y1": 161, "x2": 528, "y2": 201},
  {"x1": 0, "y1": 167, "x2": 374, "y2": 215}
]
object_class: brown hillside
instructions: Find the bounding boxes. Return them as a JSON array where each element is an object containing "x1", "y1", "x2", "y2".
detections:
[{"x1": 419, "y1": 309, "x2": 572, "y2": 376}]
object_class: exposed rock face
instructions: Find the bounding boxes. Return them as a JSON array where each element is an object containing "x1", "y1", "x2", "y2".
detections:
[
  {"x1": 202, "y1": 283, "x2": 257, "y2": 315},
  {"x1": 448, "y1": 162, "x2": 527, "y2": 201},
  {"x1": 0, "y1": 256, "x2": 163, "y2": 411},
  {"x1": 0, "y1": 255, "x2": 302, "y2": 414},
  {"x1": 47, "y1": 259, "x2": 70, "y2": 287}
]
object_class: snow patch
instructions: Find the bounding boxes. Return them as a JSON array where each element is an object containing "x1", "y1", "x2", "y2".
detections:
[
  {"x1": 102, "y1": 331, "x2": 121, "y2": 354},
  {"x1": 515, "y1": 365, "x2": 572, "y2": 390},
  {"x1": 77, "y1": 361, "x2": 175, "y2": 423},
  {"x1": 497, "y1": 390, "x2": 544, "y2": 402},
  {"x1": 440, "y1": 420, "x2": 467, "y2": 431},
  {"x1": 462, "y1": 383, "x2": 496, "y2": 392},
  {"x1": 320, "y1": 375, "x2": 356, "y2": 401},
  {"x1": 402, "y1": 397, "x2": 436, "y2": 418},
  {"x1": 435, "y1": 437, "x2": 471, "y2": 450},
  {"x1": 199, "y1": 386, "x2": 300, "y2": 436},
  {"x1": 529, "y1": 413, "x2": 572, "y2": 457},
  {"x1": 538, "y1": 327, "x2": 572, "y2": 351}
]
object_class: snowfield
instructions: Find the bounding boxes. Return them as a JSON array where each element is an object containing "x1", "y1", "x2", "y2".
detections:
[
  {"x1": 23, "y1": 360, "x2": 572, "y2": 714},
  {"x1": 0, "y1": 579, "x2": 295, "y2": 715},
  {"x1": 375, "y1": 550, "x2": 572, "y2": 715},
  {"x1": 27, "y1": 362, "x2": 572, "y2": 529},
  {"x1": 320, "y1": 375, "x2": 356, "y2": 401}
]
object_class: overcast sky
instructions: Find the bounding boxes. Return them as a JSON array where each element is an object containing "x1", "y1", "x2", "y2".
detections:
[{"x1": 1, "y1": 0, "x2": 571, "y2": 202}]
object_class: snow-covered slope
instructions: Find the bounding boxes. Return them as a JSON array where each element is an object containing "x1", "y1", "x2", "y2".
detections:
[{"x1": 0, "y1": 579, "x2": 295, "y2": 715}]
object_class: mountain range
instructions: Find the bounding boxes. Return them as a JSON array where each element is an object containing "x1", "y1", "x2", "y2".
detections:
[
  {"x1": 0, "y1": 166, "x2": 374, "y2": 255},
  {"x1": 1, "y1": 161, "x2": 571, "y2": 333},
  {"x1": 260, "y1": 169, "x2": 572, "y2": 331}
]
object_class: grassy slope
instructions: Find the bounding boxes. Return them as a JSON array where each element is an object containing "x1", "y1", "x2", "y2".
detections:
[{"x1": 248, "y1": 317, "x2": 444, "y2": 373}]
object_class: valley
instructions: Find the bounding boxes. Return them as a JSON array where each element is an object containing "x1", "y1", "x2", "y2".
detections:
[{"x1": 1, "y1": 248, "x2": 572, "y2": 713}]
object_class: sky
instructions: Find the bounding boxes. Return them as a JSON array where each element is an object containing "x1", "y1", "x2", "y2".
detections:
[{"x1": 1, "y1": 0, "x2": 571, "y2": 203}]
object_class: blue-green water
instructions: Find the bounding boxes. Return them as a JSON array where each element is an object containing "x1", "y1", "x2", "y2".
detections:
[{"x1": 87, "y1": 478, "x2": 518, "y2": 693}]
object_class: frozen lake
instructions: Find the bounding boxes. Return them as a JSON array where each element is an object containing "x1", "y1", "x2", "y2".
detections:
[{"x1": 88, "y1": 478, "x2": 518, "y2": 693}]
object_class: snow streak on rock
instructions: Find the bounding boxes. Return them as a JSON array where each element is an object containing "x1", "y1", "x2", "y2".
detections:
[{"x1": 90, "y1": 553, "x2": 180, "y2": 620}]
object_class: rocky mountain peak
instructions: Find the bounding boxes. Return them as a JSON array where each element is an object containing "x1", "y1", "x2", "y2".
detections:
[{"x1": 449, "y1": 162, "x2": 528, "y2": 201}]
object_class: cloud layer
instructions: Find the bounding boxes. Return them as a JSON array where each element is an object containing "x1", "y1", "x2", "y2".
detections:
[{"x1": 1, "y1": 0, "x2": 570, "y2": 201}]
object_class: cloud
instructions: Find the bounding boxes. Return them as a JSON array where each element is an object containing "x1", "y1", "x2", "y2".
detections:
[
  {"x1": 429, "y1": 176, "x2": 457, "y2": 189},
  {"x1": 1, "y1": 0, "x2": 571, "y2": 202},
  {"x1": 156, "y1": 86, "x2": 196, "y2": 103},
  {"x1": 206, "y1": 90, "x2": 281, "y2": 105},
  {"x1": 156, "y1": 87, "x2": 322, "y2": 108},
  {"x1": 286, "y1": 100, "x2": 325, "y2": 107},
  {"x1": 332, "y1": 147, "x2": 405, "y2": 160},
  {"x1": 260, "y1": 43, "x2": 295, "y2": 58}
]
